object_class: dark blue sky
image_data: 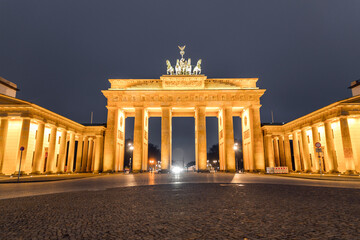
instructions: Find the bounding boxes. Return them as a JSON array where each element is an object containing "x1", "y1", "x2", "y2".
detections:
[{"x1": 1, "y1": 0, "x2": 360, "y2": 163}]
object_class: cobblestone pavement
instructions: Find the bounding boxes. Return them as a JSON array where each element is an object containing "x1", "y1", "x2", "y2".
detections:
[{"x1": 0, "y1": 183, "x2": 359, "y2": 240}]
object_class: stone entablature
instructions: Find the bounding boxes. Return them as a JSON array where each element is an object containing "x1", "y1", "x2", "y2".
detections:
[{"x1": 108, "y1": 76, "x2": 259, "y2": 90}]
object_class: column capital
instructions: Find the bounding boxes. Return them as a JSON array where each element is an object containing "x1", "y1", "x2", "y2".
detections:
[
  {"x1": 300, "y1": 126, "x2": 311, "y2": 131},
  {"x1": 250, "y1": 104, "x2": 262, "y2": 109}
]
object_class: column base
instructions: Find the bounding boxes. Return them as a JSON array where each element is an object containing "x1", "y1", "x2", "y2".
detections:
[
  {"x1": 13, "y1": 171, "x2": 27, "y2": 176},
  {"x1": 30, "y1": 171, "x2": 43, "y2": 175},
  {"x1": 345, "y1": 170, "x2": 357, "y2": 175},
  {"x1": 328, "y1": 170, "x2": 339, "y2": 174}
]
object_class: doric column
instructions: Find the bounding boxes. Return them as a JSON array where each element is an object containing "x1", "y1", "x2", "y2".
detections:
[
  {"x1": 161, "y1": 107, "x2": 172, "y2": 171},
  {"x1": 300, "y1": 128, "x2": 312, "y2": 172},
  {"x1": 292, "y1": 131, "x2": 301, "y2": 171},
  {"x1": 32, "y1": 122, "x2": 45, "y2": 174},
  {"x1": 93, "y1": 135, "x2": 103, "y2": 173},
  {"x1": 57, "y1": 129, "x2": 68, "y2": 173},
  {"x1": 75, "y1": 135, "x2": 83, "y2": 172},
  {"x1": 86, "y1": 138, "x2": 94, "y2": 172},
  {"x1": 0, "y1": 118, "x2": 9, "y2": 174},
  {"x1": 224, "y1": 107, "x2": 235, "y2": 171},
  {"x1": 218, "y1": 109, "x2": 226, "y2": 171},
  {"x1": 264, "y1": 135, "x2": 275, "y2": 167},
  {"x1": 250, "y1": 105, "x2": 265, "y2": 171},
  {"x1": 339, "y1": 117, "x2": 356, "y2": 174},
  {"x1": 311, "y1": 125, "x2": 321, "y2": 172},
  {"x1": 324, "y1": 120, "x2": 338, "y2": 172},
  {"x1": 133, "y1": 107, "x2": 148, "y2": 172},
  {"x1": 117, "y1": 111, "x2": 125, "y2": 171},
  {"x1": 278, "y1": 135, "x2": 286, "y2": 166},
  {"x1": 66, "y1": 132, "x2": 75, "y2": 172},
  {"x1": 273, "y1": 137, "x2": 280, "y2": 167},
  {"x1": 46, "y1": 126, "x2": 58, "y2": 173},
  {"x1": 142, "y1": 110, "x2": 149, "y2": 171},
  {"x1": 284, "y1": 134, "x2": 293, "y2": 170},
  {"x1": 103, "y1": 107, "x2": 118, "y2": 172},
  {"x1": 16, "y1": 118, "x2": 31, "y2": 174},
  {"x1": 195, "y1": 106, "x2": 207, "y2": 171},
  {"x1": 81, "y1": 136, "x2": 89, "y2": 172}
]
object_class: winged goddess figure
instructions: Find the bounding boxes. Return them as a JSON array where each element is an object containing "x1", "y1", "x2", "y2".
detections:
[{"x1": 178, "y1": 45, "x2": 186, "y2": 59}]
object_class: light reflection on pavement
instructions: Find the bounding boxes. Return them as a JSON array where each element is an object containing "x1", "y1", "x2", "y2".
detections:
[{"x1": 0, "y1": 172, "x2": 359, "y2": 200}]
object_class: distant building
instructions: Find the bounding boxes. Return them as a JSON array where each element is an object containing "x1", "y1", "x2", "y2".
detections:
[
  {"x1": 349, "y1": 80, "x2": 360, "y2": 97},
  {"x1": 0, "y1": 77, "x2": 19, "y2": 98}
]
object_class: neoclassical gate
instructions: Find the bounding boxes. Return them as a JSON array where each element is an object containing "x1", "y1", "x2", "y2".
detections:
[{"x1": 102, "y1": 74, "x2": 266, "y2": 172}]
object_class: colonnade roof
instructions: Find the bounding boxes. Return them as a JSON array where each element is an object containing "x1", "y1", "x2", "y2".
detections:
[
  {"x1": 262, "y1": 95, "x2": 360, "y2": 135},
  {"x1": 0, "y1": 94, "x2": 105, "y2": 135}
]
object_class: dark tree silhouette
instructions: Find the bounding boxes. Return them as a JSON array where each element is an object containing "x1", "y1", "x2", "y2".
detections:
[{"x1": 148, "y1": 143, "x2": 161, "y2": 162}]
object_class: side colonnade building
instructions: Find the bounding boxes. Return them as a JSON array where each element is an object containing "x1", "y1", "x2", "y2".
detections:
[
  {"x1": 0, "y1": 94, "x2": 106, "y2": 175},
  {"x1": 262, "y1": 94, "x2": 360, "y2": 174}
]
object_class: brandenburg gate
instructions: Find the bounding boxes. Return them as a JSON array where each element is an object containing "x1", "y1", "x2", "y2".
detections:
[{"x1": 102, "y1": 47, "x2": 266, "y2": 172}]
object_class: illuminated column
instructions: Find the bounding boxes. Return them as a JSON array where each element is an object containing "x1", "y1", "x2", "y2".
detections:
[
  {"x1": 195, "y1": 106, "x2": 207, "y2": 171},
  {"x1": 250, "y1": 105, "x2": 265, "y2": 171},
  {"x1": 46, "y1": 126, "x2": 58, "y2": 173},
  {"x1": 264, "y1": 135, "x2": 275, "y2": 167},
  {"x1": 273, "y1": 137, "x2": 280, "y2": 167},
  {"x1": 218, "y1": 110, "x2": 225, "y2": 171},
  {"x1": 0, "y1": 118, "x2": 9, "y2": 174},
  {"x1": 223, "y1": 107, "x2": 235, "y2": 171},
  {"x1": 339, "y1": 117, "x2": 356, "y2": 174},
  {"x1": 75, "y1": 135, "x2": 83, "y2": 172},
  {"x1": 117, "y1": 111, "x2": 125, "y2": 171},
  {"x1": 284, "y1": 134, "x2": 293, "y2": 171},
  {"x1": 66, "y1": 132, "x2": 75, "y2": 173},
  {"x1": 16, "y1": 118, "x2": 31, "y2": 174},
  {"x1": 161, "y1": 107, "x2": 172, "y2": 171},
  {"x1": 133, "y1": 107, "x2": 147, "y2": 172},
  {"x1": 93, "y1": 135, "x2": 103, "y2": 173},
  {"x1": 300, "y1": 128, "x2": 311, "y2": 172},
  {"x1": 86, "y1": 138, "x2": 94, "y2": 172},
  {"x1": 57, "y1": 129, "x2": 68, "y2": 173},
  {"x1": 103, "y1": 107, "x2": 118, "y2": 172},
  {"x1": 311, "y1": 125, "x2": 321, "y2": 172},
  {"x1": 324, "y1": 120, "x2": 338, "y2": 172},
  {"x1": 142, "y1": 110, "x2": 149, "y2": 171},
  {"x1": 32, "y1": 122, "x2": 45, "y2": 173},
  {"x1": 81, "y1": 136, "x2": 89, "y2": 172},
  {"x1": 278, "y1": 135, "x2": 286, "y2": 166},
  {"x1": 292, "y1": 131, "x2": 301, "y2": 171}
]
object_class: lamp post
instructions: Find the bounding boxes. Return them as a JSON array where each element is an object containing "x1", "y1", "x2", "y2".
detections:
[{"x1": 18, "y1": 146, "x2": 25, "y2": 182}]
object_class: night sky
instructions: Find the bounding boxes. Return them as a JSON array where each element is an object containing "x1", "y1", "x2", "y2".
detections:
[{"x1": 1, "y1": 0, "x2": 360, "y2": 164}]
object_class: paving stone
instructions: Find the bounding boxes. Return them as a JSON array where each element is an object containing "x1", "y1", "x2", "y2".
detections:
[{"x1": 0, "y1": 183, "x2": 359, "y2": 239}]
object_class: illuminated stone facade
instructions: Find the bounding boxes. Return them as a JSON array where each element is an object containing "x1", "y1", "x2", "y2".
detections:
[
  {"x1": 102, "y1": 75, "x2": 266, "y2": 172},
  {"x1": 0, "y1": 94, "x2": 105, "y2": 175},
  {"x1": 262, "y1": 96, "x2": 360, "y2": 174}
]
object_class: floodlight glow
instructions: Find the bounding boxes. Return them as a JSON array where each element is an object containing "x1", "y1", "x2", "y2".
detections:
[{"x1": 171, "y1": 166, "x2": 182, "y2": 174}]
